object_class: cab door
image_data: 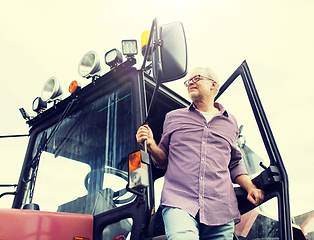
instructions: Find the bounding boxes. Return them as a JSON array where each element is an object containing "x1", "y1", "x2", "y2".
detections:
[{"x1": 215, "y1": 61, "x2": 292, "y2": 240}]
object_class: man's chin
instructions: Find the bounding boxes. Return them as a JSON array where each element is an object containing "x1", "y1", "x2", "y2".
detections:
[{"x1": 189, "y1": 93, "x2": 202, "y2": 102}]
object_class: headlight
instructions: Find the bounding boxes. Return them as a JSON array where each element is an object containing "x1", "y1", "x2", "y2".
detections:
[
  {"x1": 78, "y1": 51, "x2": 101, "y2": 78},
  {"x1": 41, "y1": 77, "x2": 63, "y2": 102}
]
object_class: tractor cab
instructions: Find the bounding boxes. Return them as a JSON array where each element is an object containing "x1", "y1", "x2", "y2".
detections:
[{"x1": 0, "y1": 19, "x2": 305, "y2": 240}]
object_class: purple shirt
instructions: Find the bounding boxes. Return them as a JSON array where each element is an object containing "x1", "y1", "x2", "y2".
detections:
[{"x1": 157, "y1": 102, "x2": 247, "y2": 226}]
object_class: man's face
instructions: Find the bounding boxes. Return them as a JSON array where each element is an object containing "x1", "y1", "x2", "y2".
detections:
[{"x1": 187, "y1": 69, "x2": 213, "y2": 103}]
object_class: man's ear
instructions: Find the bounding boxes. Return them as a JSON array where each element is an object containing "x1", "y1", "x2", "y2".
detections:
[{"x1": 210, "y1": 81, "x2": 217, "y2": 91}]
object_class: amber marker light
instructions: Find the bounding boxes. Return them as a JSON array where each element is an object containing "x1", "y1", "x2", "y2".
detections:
[
  {"x1": 69, "y1": 80, "x2": 81, "y2": 94},
  {"x1": 129, "y1": 151, "x2": 142, "y2": 172},
  {"x1": 128, "y1": 150, "x2": 149, "y2": 189}
]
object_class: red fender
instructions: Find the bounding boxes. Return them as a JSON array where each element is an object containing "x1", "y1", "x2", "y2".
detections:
[{"x1": 0, "y1": 208, "x2": 93, "y2": 240}]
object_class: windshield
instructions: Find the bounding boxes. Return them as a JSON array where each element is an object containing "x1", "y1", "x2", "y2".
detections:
[{"x1": 24, "y1": 82, "x2": 136, "y2": 214}]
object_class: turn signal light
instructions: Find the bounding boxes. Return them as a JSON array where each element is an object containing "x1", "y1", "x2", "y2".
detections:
[
  {"x1": 129, "y1": 151, "x2": 145, "y2": 172},
  {"x1": 69, "y1": 80, "x2": 81, "y2": 94},
  {"x1": 128, "y1": 150, "x2": 149, "y2": 189}
]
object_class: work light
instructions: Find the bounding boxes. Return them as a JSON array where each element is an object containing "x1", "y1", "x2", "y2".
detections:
[
  {"x1": 32, "y1": 97, "x2": 47, "y2": 113},
  {"x1": 105, "y1": 48, "x2": 123, "y2": 68},
  {"x1": 122, "y1": 40, "x2": 138, "y2": 57}
]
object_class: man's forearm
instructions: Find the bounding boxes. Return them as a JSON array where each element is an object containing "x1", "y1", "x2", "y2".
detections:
[{"x1": 235, "y1": 174, "x2": 256, "y2": 192}]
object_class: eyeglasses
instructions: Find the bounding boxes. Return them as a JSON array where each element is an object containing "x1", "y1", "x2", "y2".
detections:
[{"x1": 183, "y1": 75, "x2": 214, "y2": 87}]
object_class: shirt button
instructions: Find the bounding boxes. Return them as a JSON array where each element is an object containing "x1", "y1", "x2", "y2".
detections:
[
  {"x1": 200, "y1": 195, "x2": 203, "y2": 199},
  {"x1": 200, "y1": 176, "x2": 203, "y2": 180},
  {"x1": 202, "y1": 158, "x2": 205, "y2": 161}
]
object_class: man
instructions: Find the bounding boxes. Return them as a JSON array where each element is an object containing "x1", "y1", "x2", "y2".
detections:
[{"x1": 136, "y1": 67, "x2": 264, "y2": 239}]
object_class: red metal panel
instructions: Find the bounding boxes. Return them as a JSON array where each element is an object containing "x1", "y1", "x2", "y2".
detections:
[
  {"x1": 0, "y1": 208, "x2": 93, "y2": 240},
  {"x1": 234, "y1": 209, "x2": 259, "y2": 237}
]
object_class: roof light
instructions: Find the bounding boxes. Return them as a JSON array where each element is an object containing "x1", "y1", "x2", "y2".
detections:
[
  {"x1": 41, "y1": 77, "x2": 63, "y2": 102},
  {"x1": 32, "y1": 97, "x2": 47, "y2": 113},
  {"x1": 104, "y1": 49, "x2": 123, "y2": 69},
  {"x1": 141, "y1": 30, "x2": 150, "y2": 56},
  {"x1": 78, "y1": 51, "x2": 101, "y2": 78},
  {"x1": 69, "y1": 80, "x2": 81, "y2": 94},
  {"x1": 122, "y1": 40, "x2": 138, "y2": 57}
]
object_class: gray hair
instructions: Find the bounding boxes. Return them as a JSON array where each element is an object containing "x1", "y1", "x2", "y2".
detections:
[{"x1": 192, "y1": 67, "x2": 220, "y2": 96}]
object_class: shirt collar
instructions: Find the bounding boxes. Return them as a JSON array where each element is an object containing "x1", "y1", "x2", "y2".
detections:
[{"x1": 189, "y1": 102, "x2": 229, "y2": 117}]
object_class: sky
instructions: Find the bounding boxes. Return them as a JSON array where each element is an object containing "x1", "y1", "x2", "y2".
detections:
[{"x1": 0, "y1": 0, "x2": 314, "y2": 218}]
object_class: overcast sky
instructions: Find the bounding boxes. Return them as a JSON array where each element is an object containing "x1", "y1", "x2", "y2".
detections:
[{"x1": 0, "y1": 0, "x2": 313, "y2": 218}]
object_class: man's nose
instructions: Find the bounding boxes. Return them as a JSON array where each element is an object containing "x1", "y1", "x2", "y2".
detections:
[{"x1": 188, "y1": 80, "x2": 195, "y2": 86}]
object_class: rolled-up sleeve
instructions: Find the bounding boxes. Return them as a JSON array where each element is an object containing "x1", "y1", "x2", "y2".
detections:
[
  {"x1": 158, "y1": 114, "x2": 170, "y2": 157},
  {"x1": 229, "y1": 140, "x2": 247, "y2": 183}
]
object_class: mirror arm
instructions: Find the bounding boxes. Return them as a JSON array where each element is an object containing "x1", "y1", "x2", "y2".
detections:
[
  {"x1": 143, "y1": 79, "x2": 161, "y2": 153},
  {"x1": 141, "y1": 19, "x2": 157, "y2": 72},
  {"x1": 141, "y1": 20, "x2": 162, "y2": 153},
  {"x1": 145, "y1": 18, "x2": 163, "y2": 124},
  {"x1": 145, "y1": 80, "x2": 161, "y2": 124},
  {"x1": 153, "y1": 18, "x2": 163, "y2": 82},
  {"x1": 140, "y1": 18, "x2": 163, "y2": 75}
]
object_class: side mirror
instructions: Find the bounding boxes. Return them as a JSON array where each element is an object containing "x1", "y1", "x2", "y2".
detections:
[
  {"x1": 142, "y1": 18, "x2": 188, "y2": 131},
  {"x1": 153, "y1": 21, "x2": 188, "y2": 83},
  {"x1": 152, "y1": 20, "x2": 188, "y2": 83}
]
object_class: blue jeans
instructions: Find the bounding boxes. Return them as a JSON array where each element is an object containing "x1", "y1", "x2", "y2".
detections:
[{"x1": 162, "y1": 206, "x2": 234, "y2": 240}]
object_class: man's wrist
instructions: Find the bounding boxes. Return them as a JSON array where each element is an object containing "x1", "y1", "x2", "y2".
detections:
[{"x1": 147, "y1": 140, "x2": 157, "y2": 152}]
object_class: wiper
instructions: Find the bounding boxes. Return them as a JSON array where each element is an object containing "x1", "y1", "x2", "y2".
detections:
[{"x1": 53, "y1": 110, "x2": 87, "y2": 158}]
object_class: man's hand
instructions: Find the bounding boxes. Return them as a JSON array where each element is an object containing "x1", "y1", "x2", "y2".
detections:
[
  {"x1": 135, "y1": 125, "x2": 168, "y2": 166},
  {"x1": 136, "y1": 125, "x2": 156, "y2": 148},
  {"x1": 247, "y1": 187, "x2": 264, "y2": 206},
  {"x1": 235, "y1": 174, "x2": 265, "y2": 206}
]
